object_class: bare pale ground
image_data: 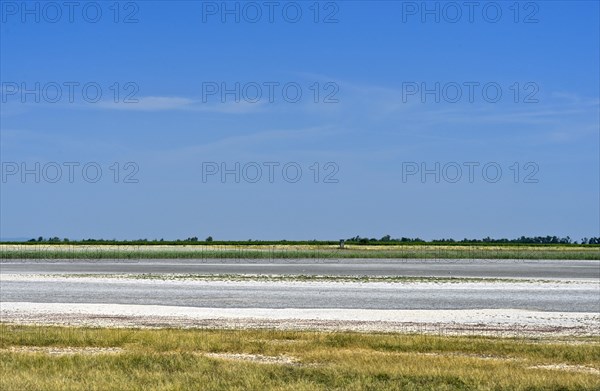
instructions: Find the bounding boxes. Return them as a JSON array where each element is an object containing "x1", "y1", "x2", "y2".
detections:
[
  {"x1": 204, "y1": 352, "x2": 300, "y2": 365},
  {"x1": 2, "y1": 302, "x2": 598, "y2": 338},
  {"x1": 528, "y1": 364, "x2": 600, "y2": 375},
  {"x1": 1, "y1": 346, "x2": 124, "y2": 356},
  {"x1": 2, "y1": 273, "x2": 599, "y2": 337}
]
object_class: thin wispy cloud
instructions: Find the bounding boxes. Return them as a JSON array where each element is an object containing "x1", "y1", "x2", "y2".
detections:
[
  {"x1": 159, "y1": 125, "x2": 338, "y2": 157},
  {"x1": 1, "y1": 96, "x2": 266, "y2": 114},
  {"x1": 96, "y1": 96, "x2": 266, "y2": 113}
]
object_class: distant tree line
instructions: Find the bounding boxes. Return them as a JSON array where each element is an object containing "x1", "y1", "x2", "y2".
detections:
[
  {"x1": 21, "y1": 235, "x2": 600, "y2": 245},
  {"x1": 27, "y1": 236, "x2": 214, "y2": 243},
  {"x1": 345, "y1": 235, "x2": 600, "y2": 245}
]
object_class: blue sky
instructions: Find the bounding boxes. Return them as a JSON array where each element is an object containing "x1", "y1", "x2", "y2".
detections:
[{"x1": 1, "y1": 1, "x2": 598, "y2": 241}]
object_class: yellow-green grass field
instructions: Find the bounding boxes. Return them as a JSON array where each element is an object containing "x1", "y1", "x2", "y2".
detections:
[
  {"x1": 1, "y1": 243, "x2": 599, "y2": 260},
  {"x1": 1, "y1": 324, "x2": 599, "y2": 390}
]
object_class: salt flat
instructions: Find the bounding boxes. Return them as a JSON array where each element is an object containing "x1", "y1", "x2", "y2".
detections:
[
  {"x1": 2, "y1": 258, "x2": 599, "y2": 280},
  {"x1": 1, "y1": 273, "x2": 599, "y2": 336},
  {"x1": 2, "y1": 260, "x2": 598, "y2": 336},
  {"x1": 1, "y1": 274, "x2": 598, "y2": 312},
  {"x1": 2, "y1": 302, "x2": 598, "y2": 337}
]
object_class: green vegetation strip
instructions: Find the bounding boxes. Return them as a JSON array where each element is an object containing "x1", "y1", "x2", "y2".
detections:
[
  {"x1": 1, "y1": 244, "x2": 599, "y2": 260},
  {"x1": 1, "y1": 325, "x2": 598, "y2": 390}
]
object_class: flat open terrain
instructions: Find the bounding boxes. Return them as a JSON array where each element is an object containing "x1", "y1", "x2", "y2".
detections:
[
  {"x1": 1, "y1": 273, "x2": 598, "y2": 312},
  {"x1": 3, "y1": 258, "x2": 599, "y2": 279},
  {"x1": 1, "y1": 325, "x2": 599, "y2": 391},
  {"x1": 2, "y1": 259, "x2": 599, "y2": 337},
  {"x1": 2, "y1": 256, "x2": 599, "y2": 389},
  {"x1": 2, "y1": 243, "x2": 599, "y2": 260}
]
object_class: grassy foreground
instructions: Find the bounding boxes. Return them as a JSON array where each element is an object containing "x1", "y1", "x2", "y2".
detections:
[
  {"x1": 1, "y1": 243, "x2": 599, "y2": 260},
  {"x1": 1, "y1": 325, "x2": 599, "y2": 390}
]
